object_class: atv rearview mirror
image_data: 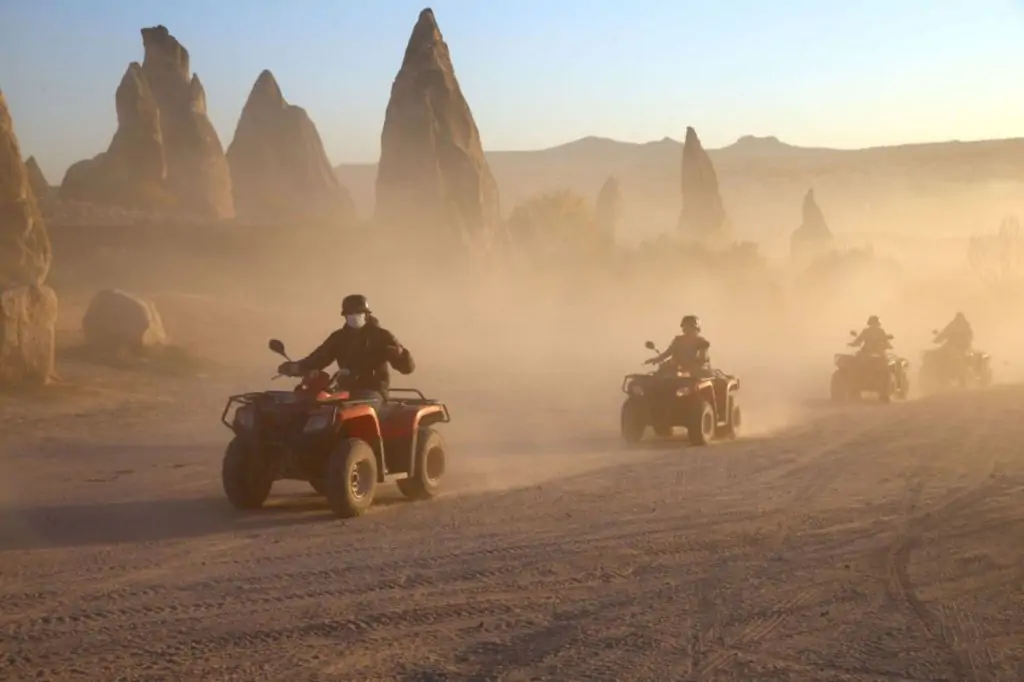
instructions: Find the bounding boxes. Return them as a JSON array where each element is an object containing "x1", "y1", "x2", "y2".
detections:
[
  {"x1": 268, "y1": 339, "x2": 287, "y2": 357},
  {"x1": 644, "y1": 340, "x2": 656, "y2": 350}
]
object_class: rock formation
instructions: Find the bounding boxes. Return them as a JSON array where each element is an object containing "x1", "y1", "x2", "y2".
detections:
[
  {"x1": 374, "y1": 8, "x2": 502, "y2": 250},
  {"x1": 595, "y1": 176, "x2": 623, "y2": 240},
  {"x1": 227, "y1": 70, "x2": 355, "y2": 227},
  {"x1": 0, "y1": 89, "x2": 58, "y2": 384},
  {"x1": 24, "y1": 156, "x2": 54, "y2": 209},
  {"x1": 60, "y1": 25, "x2": 233, "y2": 218},
  {"x1": 82, "y1": 289, "x2": 167, "y2": 356},
  {"x1": 61, "y1": 62, "x2": 170, "y2": 210},
  {"x1": 676, "y1": 127, "x2": 730, "y2": 242},
  {"x1": 791, "y1": 188, "x2": 834, "y2": 261}
]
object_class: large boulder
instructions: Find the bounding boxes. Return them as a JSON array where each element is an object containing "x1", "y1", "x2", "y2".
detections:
[
  {"x1": 82, "y1": 289, "x2": 167, "y2": 356},
  {"x1": 676, "y1": 127, "x2": 731, "y2": 243},
  {"x1": 227, "y1": 70, "x2": 356, "y2": 227},
  {"x1": 374, "y1": 8, "x2": 503, "y2": 251},
  {"x1": 0, "y1": 89, "x2": 57, "y2": 384},
  {"x1": 59, "y1": 26, "x2": 233, "y2": 218},
  {"x1": 791, "y1": 188, "x2": 834, "y2": 262}
]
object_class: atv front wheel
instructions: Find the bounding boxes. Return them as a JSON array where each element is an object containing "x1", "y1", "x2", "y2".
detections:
[
  {"x1": 688, "y1": 399, "x2": 716, "y2": 446},
  {"x1": 326, "y1": 438, "x2": 379, "y2": 518},
  {"x1": 397, "y1": 427, "x2": 447, "y2": 501},
  {"x1": 620, "y1": 398, "x2": 647, "y2": 444},
  {"x1": 222, "y1": 438, "x2": 272, "y2": 510},
  {"x1": 830, "y1": 372, "x2": 848, "y2": 403},
  {"x1": 723, "y1": 396, "x2": 742, "y2": 440}
]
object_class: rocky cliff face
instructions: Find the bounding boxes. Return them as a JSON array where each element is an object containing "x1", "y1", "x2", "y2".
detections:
[
  {"x1": 791, "y1": 188, "x2": 834, "y2": 260},
  {"x1": 227, "y1": 70, "x2": 355, "y2": 227},
  {"x1": 374, "y1": 8, "x2": 502, "y2": 250},
  {"x1": 59, "y1": 26, "x2": 233, "y2": 219},
  {"x1": 0, "y1": 89, "x2": 58, "y2": 384},
  {"x1": 24, "y1": 156, "x2": 54, "y2": 209},
  {"x1": 677, "y1": 127, "x2": 730, "y2": 242}
]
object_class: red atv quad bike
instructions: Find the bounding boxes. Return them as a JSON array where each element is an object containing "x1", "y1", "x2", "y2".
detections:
[{"x1": 219, "y1": 339, "x2": 451, "y2": 518}]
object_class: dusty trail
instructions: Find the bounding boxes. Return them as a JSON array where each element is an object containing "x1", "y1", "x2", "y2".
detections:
[{"x1": 1, "y1": 376, "x2": 1023, "y2": 681}]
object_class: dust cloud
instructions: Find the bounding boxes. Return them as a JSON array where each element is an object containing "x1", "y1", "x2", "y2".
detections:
[{"x1": 38, "y1": 192, "x2": 1024, "y2": 500}]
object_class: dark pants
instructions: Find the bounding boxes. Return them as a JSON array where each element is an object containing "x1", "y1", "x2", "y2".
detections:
[{"x1": 349, "y1": 389, "x2": 385, "y2": 410}]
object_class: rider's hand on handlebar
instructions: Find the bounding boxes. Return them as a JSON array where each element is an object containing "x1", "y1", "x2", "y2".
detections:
[
  {"x1": 644, "y1": 357, "x2": 659, "y2": 365},
  {"x1": 277, "y1": 361, "x2": 301, "y2": 377}
]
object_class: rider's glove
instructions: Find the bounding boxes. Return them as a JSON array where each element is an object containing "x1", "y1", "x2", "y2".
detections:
[{"x1": 278, "y1": 361, "x2": 301, "y2": 376}]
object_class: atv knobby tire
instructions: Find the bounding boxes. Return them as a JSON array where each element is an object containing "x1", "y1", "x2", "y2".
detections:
[
  {"x1": 397, "y1": 427, "x2": 446, "y2": 501},
  {"x1": 326, "y1": 438, "x2": 378, "y2": 518},
  {"x1": 723, "y1": 395, "x2": 742, "y2": 440},
  {"x1": 620, "y1": 398, "x2": 646, "y2": 444},
  {"x1": 222, "y1": 438, "x2": 273, "y2": 510},
  {"x1": 688, "y1": 399, "x2": 716, "y2": 446}
]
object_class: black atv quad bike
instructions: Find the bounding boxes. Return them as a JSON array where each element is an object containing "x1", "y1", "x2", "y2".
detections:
[
  {"x1": 620, "y1": 340, "x2": 741, "y2": 446},
  {"x1": 919, "y1": 333, "x2": 993, "y2": 395},
  {"x1": 830, "y1": 330, "x2": 910, "y2": 404},
  {"x1": 219, "y1": 339, "x2": 451, "y2": 519}
]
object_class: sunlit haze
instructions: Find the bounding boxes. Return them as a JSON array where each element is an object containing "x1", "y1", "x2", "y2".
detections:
[{"x1": 2, "y1": 0, "x2": 1023, "y2": 181}]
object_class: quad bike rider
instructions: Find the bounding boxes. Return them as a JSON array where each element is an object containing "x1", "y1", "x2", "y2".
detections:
[
  {"x1": 621, "y1": 315, "x2": 741, "y2": 446},
  {"x1": 920, "y1": 312, "x2": 992, "y2": 391},
  {"x1": 220, "y1": 293, "x2": 449, "y2": 518},
  {"x1": 831, "y1": 315, "x2": 910, "y2": 403},
  {"x1": 276, "y1": 294, "x2": 415, "y2": 403},
  {"x1": 645, "y1": 315, "x2": 712, "y2": 376}
]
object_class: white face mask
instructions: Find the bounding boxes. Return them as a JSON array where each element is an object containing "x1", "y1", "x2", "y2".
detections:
[{"x1": 345, "y1": 313, "x2": 367, "y2": 329}]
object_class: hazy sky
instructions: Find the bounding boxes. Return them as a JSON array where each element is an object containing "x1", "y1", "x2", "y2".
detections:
[{"x1": 2, "y1": 0, "x2": 1023, "y2": 182}]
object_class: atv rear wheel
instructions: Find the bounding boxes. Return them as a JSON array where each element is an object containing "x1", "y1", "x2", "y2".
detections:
[
  {"x1": 723, "y1": 396, "x2": 742, "y2": 440},
  {"x1": 687, "y1": 399, "x2": 716, "y2": 446},
  {"x1": 620, "y1": 398, "x2": 646, "y2": 444},
  {"x1": 326, "y1": 438, "x2": 378, "y2": 518},
  {"x1": 397, "y1": 427, "x2": 447, "y2": 501},
  {"x1": 222, "y1": 438, "x2": 272, "y2": 510}
]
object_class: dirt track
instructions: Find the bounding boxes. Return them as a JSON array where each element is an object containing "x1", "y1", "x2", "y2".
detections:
[{"x1": 2, "y1": 372, "x2": 1023, "y2": 681}]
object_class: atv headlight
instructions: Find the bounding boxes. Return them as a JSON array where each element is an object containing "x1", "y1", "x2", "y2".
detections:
[
  {"x1": 676, "y1": 387, "x2": 692, "y2": 397},
  {"x1": 629, "y1": 383, "x2": 644, "y2": 397},
  {"x1": 303, "y1": 406, "x2": 337, "y2": 434},
  {"x1": 234, "y1": 405, "x2": 255, "y2": 430}
]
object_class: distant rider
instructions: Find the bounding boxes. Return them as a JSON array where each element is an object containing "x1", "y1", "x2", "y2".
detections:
[
  {"x1": 849, "y1": 315, "x2": 892, "y2": 356},
  {"x1": 276, "y1": 294, "x2": 414, "y2": 409},
  {"x1": 645, "y1": 314, "x2": 711, "y2": 374},
  {"x1": 933, "y1": 311, "x2": 974, "y2": 356}
]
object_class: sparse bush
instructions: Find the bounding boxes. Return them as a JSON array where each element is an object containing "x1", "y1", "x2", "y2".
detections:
[{"x1": 506, "y1": 189, "x2": 612, "y2": 267}]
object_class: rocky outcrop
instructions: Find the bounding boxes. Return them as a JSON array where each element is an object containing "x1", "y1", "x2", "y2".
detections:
[
  {"x1": 227, "y1": 70, "x2": 355, "y2": 227},
  {"x1": 59, "y1": 26, "x2": 233, "y2": 218},
  {"x1": 677, "y1": 127, "x2": 730, "y2": 242},
  {"x1": 0, "y1": 89, "x2": 57, "y2": 384},
  {"x1": 61, "y1": 62, "x2": 170, "y2": 210},
  {"x1": 82, "y1": 289, "x2": 167, "y2": 356},
  {"x1": 791, "y1": 188, "x2": 834, "y2": 261},
  {"x1": 595, "y1": 176, "x2": 623, "y2": 240},
  {"x1": 24, "y1": 156, "x2": 54, "y2": 208},
  {"x1": 374, "y1": 8, "x2": 502, "y2": 250}
]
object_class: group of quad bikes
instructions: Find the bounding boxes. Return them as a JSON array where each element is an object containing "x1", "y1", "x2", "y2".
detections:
[
  {"x1": 219, "y1": 328, "x2": 992, "y2": 520},
  {"x1": 829, "y1": 329, "x2": 993, "y2": 404}
]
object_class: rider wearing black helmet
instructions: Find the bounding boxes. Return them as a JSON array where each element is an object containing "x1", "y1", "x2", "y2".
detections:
[
  {"x1": 277, "y1": 294, "x2": 414, "y2": 408},
  {"x1": 645, "y1": 314, "x2": 711, "y2": 373},
  {"x1": 849, "y1": 315, "x2": 892, "y2": 355}
]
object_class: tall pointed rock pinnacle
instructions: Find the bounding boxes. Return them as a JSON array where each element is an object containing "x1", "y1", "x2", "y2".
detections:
[
  {"x1": 677, "y1": 126, "x2": 730, "y2": 242},
  {"x1": 227, "y1": 69, "x2": 355, "y2": 227},
  {"x1": 374, "y1": 7, "x2": 503, "y2": 252}
]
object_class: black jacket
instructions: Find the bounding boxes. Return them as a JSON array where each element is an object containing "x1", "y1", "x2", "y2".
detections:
[
  {"x1": 295, "y1": 316, "x2": 415, "y2": 394},
  {"x1": 654, "y1": 333, "x2": 711, "y2": 370}
]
